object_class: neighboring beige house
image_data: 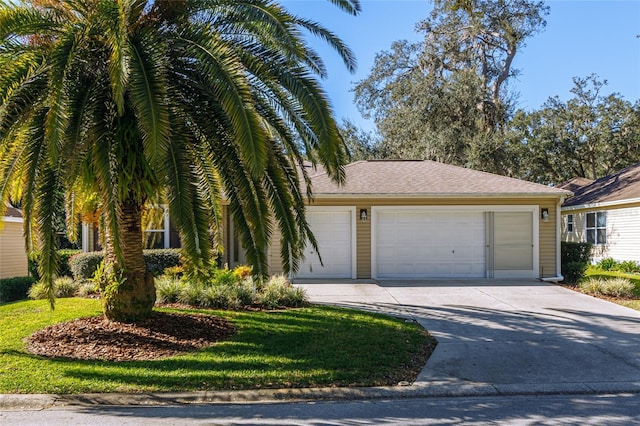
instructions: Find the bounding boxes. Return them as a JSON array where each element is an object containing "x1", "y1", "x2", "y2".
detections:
[
  {"x1": 0, "y1": 205, "x2": 28, "y2": 279},
  {"x1": 79, "y1": 160, "x2": 572, "y2": 280},
  {"x1": 272, "y1": 160, "x2": 570, "y2": 280},
  {"x1": 561, "y1": 162, "x2": 640, "y2": 263}
]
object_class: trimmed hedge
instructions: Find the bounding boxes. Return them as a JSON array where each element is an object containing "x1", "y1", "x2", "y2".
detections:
[
  {"x1": 28, "y1": 249, "x2": 81, "y2": 281},
  {"x1": 561, "y1": 242, "x2": 592, "y2": 284},
  {"x1": 69, "y1": 249, "x2": 181, "y2": 281},
  {"x1": 0, "y1": 276, "x2": 35, "y2": 304},
  {"x1": 561, "y1": 242, "x2": 592, "y2": 265}
]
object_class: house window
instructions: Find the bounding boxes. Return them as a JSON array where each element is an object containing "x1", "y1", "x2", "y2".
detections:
[
  {"x1": 142, "y1": 206, "x2": 170, "y2": 249},
  {"x1": 586, "y1": 212, "x2": 606, "y2": 245},
  {"x1": 566, "y1": 214, "x2": 574, "y2": 233}
]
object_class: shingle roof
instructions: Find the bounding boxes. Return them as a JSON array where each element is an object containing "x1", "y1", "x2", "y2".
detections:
[
  {"x1": 557, "y1": 177, "x2": 594, "y2": 193},
  {"x1": 309, "y1": 160, "x2": 570, "y2": 197},
  {"x1": 3, "y1": 204, "x2": 22, "y2": 218},
  {"x1": 562, "y1": 162, "x2": 640, "y2": 207}
]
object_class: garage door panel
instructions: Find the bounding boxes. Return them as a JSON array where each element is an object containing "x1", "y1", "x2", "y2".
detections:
[
  {"x1": 297, "y1": 210, "x2": 353, "y2": 278},
  {"x1": 375, "y1": 210, "x2": 485, "y2": 278}
]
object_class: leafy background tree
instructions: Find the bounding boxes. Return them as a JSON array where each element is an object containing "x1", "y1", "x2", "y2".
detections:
[
  {"x1": 350, "y1": 0, "x2": 639, "y2": 186},
  {"x1": 353, "y1": 0, "x2": 549, "y2": 175},
  {"x1": 0, "y1": 0, "x2": 360, "y2": 321},
  {"x1": 507, "y1": 75, "x2": 640, "y2": 184}
]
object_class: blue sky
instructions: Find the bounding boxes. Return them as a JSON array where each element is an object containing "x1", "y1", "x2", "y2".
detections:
[{"x1": 282, "y1": 0, "x2": 640, "y2": 130}]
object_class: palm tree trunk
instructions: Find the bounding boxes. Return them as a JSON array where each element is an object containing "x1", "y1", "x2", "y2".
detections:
[{"x1": 102, "y1": 196, "x2": 156, "y2": 322}]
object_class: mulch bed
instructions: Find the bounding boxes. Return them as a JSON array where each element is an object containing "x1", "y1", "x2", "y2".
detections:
[{"x1": 27, "y1": 312, "x2": 236, "y2": 362}]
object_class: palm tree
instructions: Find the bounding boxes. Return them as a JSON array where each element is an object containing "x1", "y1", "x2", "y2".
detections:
[{"x1": 0, "y1": 0, "x2": 360, "y2": 322}]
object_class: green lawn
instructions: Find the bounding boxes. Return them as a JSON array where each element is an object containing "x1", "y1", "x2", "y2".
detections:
[{"x1": 0, "y1": 298, "x2": 434, "y2": 394}]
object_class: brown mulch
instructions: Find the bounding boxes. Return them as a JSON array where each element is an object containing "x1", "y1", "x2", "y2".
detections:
[{"x1": 27, "y1": 312, "x2": 236, "y2": 362}]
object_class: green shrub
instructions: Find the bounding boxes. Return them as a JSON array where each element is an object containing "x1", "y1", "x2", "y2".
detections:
[
  {"x1": 561, "y1": 242, "x2": 592, "y2": 284},
  {"x1": 28, "y1": 249, "x2": 82, "y2": 280},
  {"x1": 258, "y1": 275, "x2": 308, "y2": 309},
  {"x1": 54, "y1": 277, "x2": 77, "y2": 298},
  {"x1": 76, "y1": 281, "x2": 99, "y2": 298},
  {"x1": 69, "y1": 249, "x2": 181, "y2": 281},
  {"x1": 29, "y1": 277, "x2": 78, "y2": 300},
  {"x1": 144, "y1": 249, "x2": 181, "y2": 276},
  {"x1": 618, "y1": 260, "x2": 640, "y2": 274},
  {"x1": 156, "y1": 276, "x2": 184, "y2": 304},
  {"x1": 561, "y1": 242, "x2": 592, "y2": 265},
  {"x1": 579, "y1": 277, "x2": 635, "y2": 298},
  {"x1": 69, "y1": 252, "x2": 105, "y2": 282},
  {"x1": 597, "y1": 258, "x2": 618, "y2": 271},
  {"x1": 200, "y1": 285, "x2": 239, "y2": 309},
  {"x1": 0, "y1": 276, "x2": 35, "y2": 303},
  {"x1": 212, "y1": 268, "x2": 241, "y2": 287},
  {"x1": 563, "y1": 261, "x2": 588, "y2": 285},
  {"x1": 178, "y1": 282, "x2": 204, "y2": 306}
]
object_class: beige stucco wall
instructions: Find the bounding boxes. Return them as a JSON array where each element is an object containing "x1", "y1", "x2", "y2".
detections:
[
  {"x1": 0, "y1": 219, "x2": 28, "y2": 279},
  {"x1": 266, "y1": 197, "x2": 561, "y2": 279}
]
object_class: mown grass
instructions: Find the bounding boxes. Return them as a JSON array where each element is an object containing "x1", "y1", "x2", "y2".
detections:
[{"x1": 0, "y1": 298, "x2": 433, "y2": 394}]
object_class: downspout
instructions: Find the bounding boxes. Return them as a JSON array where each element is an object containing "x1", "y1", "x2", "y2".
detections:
[{"x1": 541, "y1": 196, "x2": 566, "y2": 283}]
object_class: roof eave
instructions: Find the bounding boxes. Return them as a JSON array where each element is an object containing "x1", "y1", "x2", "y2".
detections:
[
  {"x1": 561, "y1": 196, "x2": 640, "y2": 211},
  {"x1": 311, "y1": 192, "x2": 570, "y2": 199}
]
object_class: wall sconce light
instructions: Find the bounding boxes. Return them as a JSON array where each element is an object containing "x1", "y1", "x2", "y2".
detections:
[
  {"x1": 541, "y1": 208, "x2": 549, "y2": 222},
  {"x1": 360, "y1": 209, "x2": 368, "y2": 222}
]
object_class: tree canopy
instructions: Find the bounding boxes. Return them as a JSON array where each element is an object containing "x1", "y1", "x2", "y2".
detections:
[
  {"x1": 0, "y1": 0, "x2": 360, "y2": 321},
  {"x1": 353, "y1": 0, "x2": 548, "y2": 174}
]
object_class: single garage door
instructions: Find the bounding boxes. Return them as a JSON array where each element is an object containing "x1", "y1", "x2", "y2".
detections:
[
  {"x1": 296, "y1": 209, "x2": 354, "y2": 278},
  {"x1": 374, "y1": 209, "x2": 485, "y2": 278}
]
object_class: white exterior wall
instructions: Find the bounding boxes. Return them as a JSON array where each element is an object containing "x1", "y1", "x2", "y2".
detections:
[{"x1": 562, "y1": 205, "x2": 640, "y2": 263}]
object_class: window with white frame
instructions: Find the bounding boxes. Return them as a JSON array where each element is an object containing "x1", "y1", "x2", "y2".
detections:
[
  {"x1": 567, "y1": 214, "x2": 574, "y2": 233},
  {"x1": 586, "y1": 212, "x2": 606, "y2": 245},
  {"x1": 142, "y1": 206, "x2": 169, "y2": 249}
]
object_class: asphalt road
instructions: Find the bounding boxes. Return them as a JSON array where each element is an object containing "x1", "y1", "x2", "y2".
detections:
[{"x1": 2, "y1": 393, "x2": 639, "y2": 425}]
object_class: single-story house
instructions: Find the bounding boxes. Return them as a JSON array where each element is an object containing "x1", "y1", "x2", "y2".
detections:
[
  {"x1": 0, "y1": 205, "x2": 28, "y2": 279},
  {"x1": 561, "y1": 162, "x2": 640, "y2": 263},
  {"x1": 274, "y1": 160, "x2": 570, "y2": 280},
  {"x1": 81, "y1": 160, "x2": 571, "y2": 280}
]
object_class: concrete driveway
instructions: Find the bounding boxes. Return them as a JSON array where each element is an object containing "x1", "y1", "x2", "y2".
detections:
[{"x1": 294, "y1": 279, "x2": 640, "y2": 396}]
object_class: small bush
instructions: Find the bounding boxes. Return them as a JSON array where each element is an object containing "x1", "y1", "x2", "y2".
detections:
[
  {"x1": 70, "y1": 249, "x2": 182, "y2": 281},
  {"x1": 212, "y1": 268, "x2": 240, "y2": 287},
  {"x1": 579, "y1": 277, "x2": 635, "y2": 298},
  {"x1": 69, "y1": 252, "x2": 105, "y2": 282},
  {"x1": 618, "y1": 260, "x2": 640, "y2": 274},
  {"x1": 28, "y1": 277, "x2": 77, "y2": 300},
  {"x1": 563, "y1": 261, "x2": 588, "y2": 285},
  {"x1": 144, "y1": 249, "x2": 181, "y2": 276},
  {"x1": 156, "y1": 276, "x2": 184, "y2": 304},
  {"x1": 76, "y1": 281, "x2": 99, "y2": 298},
  {"x1": 163, "y1": 265, "x2": 184, "y2": 279},
  {"x1": 28, "y1": 249, "x2": 82, "y2": 280},
  {"x1": 597, "y1": 258, "x2": 618, "y2": 271},
  {"x1": 233, "y1": 265, "x2": 253, "y2": 280},
  {"x1": 258, "y1": 275, "x2": 308, "y2": 309},
  {"x1": 178, "y1": 282, "x2": 204, "y2": 306},
  {"x1": 200, "y1": 285, "x2": 239, "y2": 309},
  {"x1": 0, "y1": 276, "x2": 35, "y2": 303},
  {"x1": 561, "y1": 242, "x2": 592, "y2": 265}
]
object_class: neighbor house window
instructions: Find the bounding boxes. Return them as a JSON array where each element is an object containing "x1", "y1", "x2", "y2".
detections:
[
  {"x1": 586, "y1": 212, "x2": 606, "y2": 245},
  {"x1": 567, "y1": 214, "x2": 574, "y2": 233}
]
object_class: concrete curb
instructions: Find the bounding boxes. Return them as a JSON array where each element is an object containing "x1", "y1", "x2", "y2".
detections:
[{"x1": 3, "y1": 381, "x2": 640, "y2": 410}]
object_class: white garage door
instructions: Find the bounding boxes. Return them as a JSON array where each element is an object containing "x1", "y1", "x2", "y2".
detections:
[
  {"x1": 374, "y1": 210, "x2": 485, "y2": 278},
  {"x1": 296, "y1": 209, "x2": 354, "y2": 278}
]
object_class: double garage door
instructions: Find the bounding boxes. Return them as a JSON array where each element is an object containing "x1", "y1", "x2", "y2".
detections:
[{"x1": 296, "y1": 207, "x2": 536, "y2": 279}]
